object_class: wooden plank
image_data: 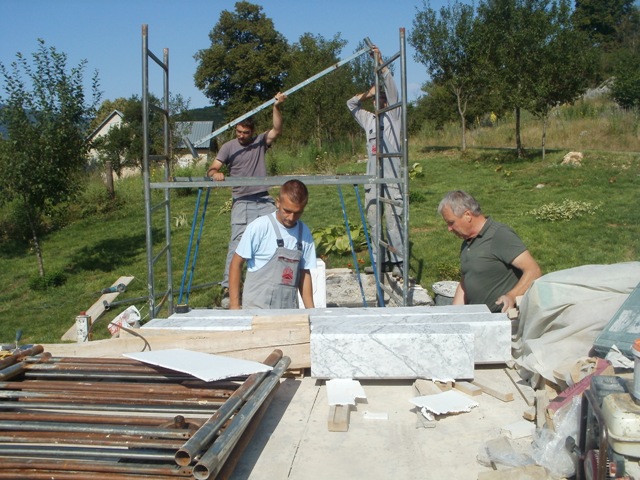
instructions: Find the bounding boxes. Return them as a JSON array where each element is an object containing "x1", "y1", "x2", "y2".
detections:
[
  {"x1": 434, "y1": 380, "x2": 453, "y2": 391},
  {"x1": 413, "y1": 379, "x2": 443, "y2": 396},
  {"x1": 454, "y1": 381, "x2": 483, "y2": 396},
  {"x1": 522, "y1": 406, "x2": 536, "y2": 421},
  {"x1": 504, "y1": 368, "x2": 535, "y2": 407},
  {"x1": 61, "y1": 276, "x2": 135, "y2": 341},
  {"x1": 44, "y1": 315, "x2": 312, "y2": 369},
  {"x1": 328, "y1": 405, "x2": 350, "y2": 432},
  {"x1": 471, "y1": 380, "x2": 514, "y2": 402},
  {"x1": 535, "y1": 389, "x2": 549, "y2": 429}
]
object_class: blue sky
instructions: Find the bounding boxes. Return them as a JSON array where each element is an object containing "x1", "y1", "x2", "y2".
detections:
[{"x1": 0, "y1": 0, "x2": 452, "y2": 109}]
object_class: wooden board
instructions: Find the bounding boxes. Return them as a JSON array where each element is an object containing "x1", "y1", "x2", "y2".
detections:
[
  {"x1": 61, "y1": 276, "x2": 135, "y2": 341},
  {"x1": 471, "y1": 380, "x2": 514, "y2": 402},
  {"x1": 45, "y1": 313, "x2": 312, "y2": 370},
  {"x1": 504, "y1": 368, "x2": 535, "y2": 406},
  {"x1": 328, "y1": 405, "x2": 350, "y2": 432},
  {"x1": 454, "y1": 381, "x2": 483, "y2": 396}
]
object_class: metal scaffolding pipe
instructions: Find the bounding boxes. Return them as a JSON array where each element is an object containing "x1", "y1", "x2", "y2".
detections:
[
  {"x1": 0, "y1": 458, "x2": 191, "y2": 480},
  {"x1": 174, "y1": 348, "x2": 283, "y2": 466},
  {"x1": 193, "y1": 355, "x2": 291, "y2": 480},
  {"x1": 0, "y1": 348, "x2": 284, "y2": 478}
]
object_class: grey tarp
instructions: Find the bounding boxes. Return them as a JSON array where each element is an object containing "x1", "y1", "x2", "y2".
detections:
[{"x1": 512, "y1": 262, "x2": 640, "y2": 384}]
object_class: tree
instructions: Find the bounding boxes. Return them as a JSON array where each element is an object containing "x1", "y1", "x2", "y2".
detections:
[
  {"x1": 526, "y1": 0, "x2": 595, "y2": 159},
  {"x1": 573, "y1": 0, "x2": 640, "y2": 81},
  {"x1": 410, "y1": 0, "x2": 486, "y2": 151},
  {"x1": 0, "y1": 39, "x2": 101, "y2": 277},
  {"x1": 92, "y1": 94, "x2": 190, "y2": 179},
  {"x1": 477, "y1": 0, "x2": 559, "y2": 157},
  {"x1": 194, "y1": 1, "x2": 289, "y2": 119},
  {"x1": 573, "y1": 0, "x2": 638, "y2": 49},
  {"x1": 610, "y1": 48, "x2": 640, "y2": 108},
  {"x1": 283, "y1": 33, "x2": 358, "y2": 150}
]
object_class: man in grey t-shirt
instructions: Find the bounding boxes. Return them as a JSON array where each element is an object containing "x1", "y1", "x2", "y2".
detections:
[{"x1": 207, "y1": 92, "x2": 287, "y2": 306}]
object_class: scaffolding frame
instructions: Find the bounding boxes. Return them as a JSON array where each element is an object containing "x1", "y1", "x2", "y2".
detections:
[{"x1": 141, "y1": 26, "x2": 410, "y2": 319}]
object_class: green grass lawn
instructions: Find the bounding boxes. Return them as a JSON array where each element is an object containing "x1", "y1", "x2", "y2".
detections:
[{"x1": 1, "y1": 145, "x2": 638, "y2": 345}]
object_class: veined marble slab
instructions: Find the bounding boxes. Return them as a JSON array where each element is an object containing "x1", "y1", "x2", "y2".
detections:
[
  {"x1": 145, "y1": 304, "x2": 510, "y2": 365},
  {"x1": 310, "y1": 306, "x2": 510, "y2": 365},
  {"x1": 311, "y1": 323, "x2": 474, "y2": 380}
]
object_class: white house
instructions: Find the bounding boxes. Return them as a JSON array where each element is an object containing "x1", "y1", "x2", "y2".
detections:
[{"x1": 86, "y1": 110, "x2": 124, "y2": 166}]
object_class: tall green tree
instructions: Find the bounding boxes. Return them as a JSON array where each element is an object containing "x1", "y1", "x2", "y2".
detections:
[
  {"x1": 410, "y1": 0, "x2": 486, "y2": 151},
  {"x1": 0, "y1": 39, "x2": 101, "y2": 277},
  {"x1": 194, "y1": 1, "x2": 289, "y2": 119},
  {"x1": 610, "y1": 48, "x2": 640, "y2": 108},
  {"x1": 283, "y1": 33, "x2": 357, "y2": 149},
  {"x1": 573, "y1": 0, "x2": 638, "y2": 49},
  {"x1": 527, "y1": 0, "x2": 595, "y2": 158},
  {"x1": 573, "y1": 0, "x2": 640, "y2": 81},
  {"x1": 477, "y1": 0, "x2": 559, "y2": 157}
]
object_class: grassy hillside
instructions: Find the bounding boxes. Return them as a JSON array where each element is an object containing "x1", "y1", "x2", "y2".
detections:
[{"x1": 1, "y1": 100, "x2": 638, "y2": 346}]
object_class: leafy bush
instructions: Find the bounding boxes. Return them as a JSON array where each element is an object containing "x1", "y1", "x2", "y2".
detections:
[
  {"x1": 526, "y1": 199, "x2": 602, "y2": 222},
  {"x1": 312, "y1": 224, "x2": 366, "y2": 256},
  {"x1": 409, "y1": 162, "x2": 424, "y2": 179},
  {"x1": 29, "y1": 271, "x2": 67, "y2": 291}
]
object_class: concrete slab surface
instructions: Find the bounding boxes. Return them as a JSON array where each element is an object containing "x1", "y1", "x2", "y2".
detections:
[{"x1": 230, "y1": 367, "x2": 531, "y2": 480}]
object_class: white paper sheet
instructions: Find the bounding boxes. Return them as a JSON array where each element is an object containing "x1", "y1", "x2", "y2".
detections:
[
  {"x1": 409, "y1": 390, "x2": 479, "y2": 415},
  {"x1": 123, "y1": 348, "x2": 272, "y2": 382},
  {"x1": 326, "y1": 378, "x2": 366, "y2": 405}
]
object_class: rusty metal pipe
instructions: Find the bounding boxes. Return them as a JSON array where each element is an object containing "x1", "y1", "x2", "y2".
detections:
[
  {"x1": 0, "y1": 458, "x2": 192, "y2": 475},
  {"x1": 0, "y1": 420, "x2": 193, "y2": 439},
  {"x1": 0, "y1": 431, "x2": 184, "y2": 448},
  {"x1": 0, "y1": 361, "x2": 26, "y2": 381},
  {"x1": 0, "y1": 345, "x2": 44, "y2": 370},
  {"x1": 193, "y1": 355, "x2": 291, "y2": 479},
  {"x1": 174, "y1": 349, "x2": 283, "y2": 467},
  {"x1": 0, "y1": 400, "x2": 217, "y2": 415},
  {"x1": 0, "y1": 380, "x2": 236, "y2": 398},
  {"x1": 0, "y1": 444, "x2": 176, "y2": 461},
  {"x1": 0, "y1": 411, "x2": 203, "y2": 427}
]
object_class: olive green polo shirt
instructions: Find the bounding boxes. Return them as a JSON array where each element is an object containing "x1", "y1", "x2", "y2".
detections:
[{"x1": 460, "y1": 217, "x2": 527, "y2": 313}]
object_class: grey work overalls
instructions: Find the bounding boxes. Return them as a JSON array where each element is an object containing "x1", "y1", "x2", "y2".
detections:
[{"x1": 242, "y1": 214, "x2": 303, "y2": 309}]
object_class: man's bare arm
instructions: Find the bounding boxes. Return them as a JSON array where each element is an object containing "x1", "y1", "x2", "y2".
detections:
[
  {"x1": 207, "y1": 159, "x2": 225, "y2": 181},
  {"x1": 266, "y1": 92, "x2": 287, "y2": 146},
  {"x1": 298, "y1": 270, "x2": 315, "y2": 308},
  {"x1": 452, "y1": 279, "x2": 466, "y2": 305},
  {"x1": 228, "y1": 254, "x2": 246, "y2": 310},
  {"x1": 495, "y1": 250, "x2": 542, "y2": 313}
]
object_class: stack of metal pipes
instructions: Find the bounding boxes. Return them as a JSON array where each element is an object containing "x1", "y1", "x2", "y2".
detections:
[{"x1": 0, "y1": 346, "x2": 289, "y2": 479}]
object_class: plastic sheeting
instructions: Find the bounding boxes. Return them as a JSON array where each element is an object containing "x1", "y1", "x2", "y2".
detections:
[{"x1": 513, "y1": 262, "x2": 640, "y2": 384}]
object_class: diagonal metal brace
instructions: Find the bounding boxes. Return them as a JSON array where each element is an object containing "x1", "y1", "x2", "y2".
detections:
[{"x1": 191, "y1": 38, "x2": 373, "y2": 147}]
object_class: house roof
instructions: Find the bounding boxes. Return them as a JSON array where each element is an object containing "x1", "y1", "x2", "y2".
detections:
[
  {"x1": 176, "y1": 121, "x2": 215, "y2": 149},
  {"x1": 87, "y1": 110, "x2": 124, "y2": 142}
]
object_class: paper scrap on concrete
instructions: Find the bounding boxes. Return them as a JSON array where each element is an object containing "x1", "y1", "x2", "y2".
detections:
[
  {"x1": 501, "y1": 420, "x2": 536, "y2": 439},
  {"x1": 410, "y1": 390, "x2": 479, "y2": 415},
  {"x1": 123, "y1": 349, "x2": 272, "y2": 382},
  {"x1": 326, "y1": 378, "x2": 366, "y2": 405},
  {"x1": 362, "y1": 411, "x2": 388, "y2": 421}
]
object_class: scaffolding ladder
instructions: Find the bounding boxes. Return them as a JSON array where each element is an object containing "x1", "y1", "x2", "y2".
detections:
[{"x1": 141, "y1": 26, "x2": 410, "y2": 319}]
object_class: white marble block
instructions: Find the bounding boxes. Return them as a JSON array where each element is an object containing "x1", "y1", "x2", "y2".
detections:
[
  {"x1": 298, "y1": 258, "x2": 326, "y2": 308},
  {"x1": 311, "y1": 323, "x2": 474, "y2": 380},
  {"x1": 310, "y1": 305, "x2": 510, "y2": 364}
]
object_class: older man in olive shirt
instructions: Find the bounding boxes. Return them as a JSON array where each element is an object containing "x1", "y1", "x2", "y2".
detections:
[{"x1": 438, "y1": 190, "x2": 542, "y2": 313}]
